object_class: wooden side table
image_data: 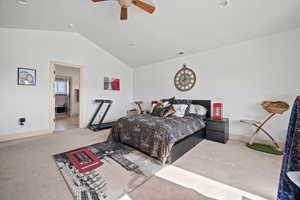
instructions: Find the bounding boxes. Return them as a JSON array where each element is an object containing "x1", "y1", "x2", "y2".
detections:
[{"x1": 206, "y1": 118, "x2": 229, "y2": 144}]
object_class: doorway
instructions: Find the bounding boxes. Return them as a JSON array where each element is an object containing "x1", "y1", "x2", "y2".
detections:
[
  {"x1": 49, "y1": 61, "x2": 83, "y2": 132},
  {"x1": 54, "y1": 76, "x2": 75, "y2": 131}
]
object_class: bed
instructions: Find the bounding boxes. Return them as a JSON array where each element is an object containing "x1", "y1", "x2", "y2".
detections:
[{"x1": 111, "y1": 100, "x2": 211, "y2": 164}]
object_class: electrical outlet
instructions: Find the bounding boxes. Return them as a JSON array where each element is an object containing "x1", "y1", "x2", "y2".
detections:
[{"x1": 19, "y1": 117, "x2": 26, "y2": 126}]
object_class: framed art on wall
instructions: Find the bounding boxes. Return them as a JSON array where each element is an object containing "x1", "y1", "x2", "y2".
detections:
[
  {"x1": 104, "y1": 77, "x2": 120, "y2": 91},
  {"x1": 17, "y1": 68, "x2": 36, "y2": 86}
]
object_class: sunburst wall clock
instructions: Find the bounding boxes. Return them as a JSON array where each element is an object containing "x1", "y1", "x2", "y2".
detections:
[{"x1": 174, "y1": 64, "x2": 196, "y2": 91}]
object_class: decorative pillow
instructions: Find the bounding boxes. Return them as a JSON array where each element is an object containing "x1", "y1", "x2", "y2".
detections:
[
  {"x1": 172, "y1": 104, "x2": 188, "y2": 117},
  {"x1": 150, "y1": 104, "x2": 156, "y2": 113},
  {"x1": 162, "y1": 101, "x2": 171, "y2": 108},
  {"x1": 173, "y1": 99, "x2": 192, "y2": 116},
  {"x1": 150, "y1": 101, "x2": 162, "y2": 113},
  {"x1": 163, "y1": 105, "x2": 176, "y2": 117},
  {"x1": 151, "y1": 104, "x2": 167, "y2": 117},
  {"x1": 188, "y1": 104, "x2": 207, "y2": 119}
]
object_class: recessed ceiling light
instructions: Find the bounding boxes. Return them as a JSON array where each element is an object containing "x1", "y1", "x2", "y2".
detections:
[
  {"x1": 178, "y1": 52, "x2": 185, "y2": 55},
  {"x1": 17, "y1": 0, "x2": 28, "y2": 5},
  {"x1": 219, "y1": 0, "x2": 228, "y2": 7},
  {"x1": 69, "y1": 23, "x2": 74, "y2": 28}
]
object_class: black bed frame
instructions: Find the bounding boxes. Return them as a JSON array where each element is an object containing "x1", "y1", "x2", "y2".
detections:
[{"x1": 167, "y1": 100, "x2": 211, "y2": 164}]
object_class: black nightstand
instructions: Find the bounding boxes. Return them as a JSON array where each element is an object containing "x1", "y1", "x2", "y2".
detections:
[{"x1": 206, "y1": 118, "x2": 229, "y2": 144}]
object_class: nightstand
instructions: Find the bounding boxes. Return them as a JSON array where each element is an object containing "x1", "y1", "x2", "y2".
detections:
[{"x1": 206, "y1": 118, "x2": 229, "y2": 144}]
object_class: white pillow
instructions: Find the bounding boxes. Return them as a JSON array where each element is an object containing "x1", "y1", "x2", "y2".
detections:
[
  {"x1": 163, "y1": 101, "x2": 171, "y2": 107},
  {"x1": 189, "y1": 104, "x2": 207, "y2": 116},
  {"x1": 173, "y1": 104, "x2": 188, "y2": 117},
  {"x1": 150, "y1": 103, "x2": 158, "y2": 113}
]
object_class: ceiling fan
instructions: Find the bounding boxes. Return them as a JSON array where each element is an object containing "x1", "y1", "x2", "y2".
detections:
[{"x1": 91, "y1": 0, "x2": 156, "y2": 20}]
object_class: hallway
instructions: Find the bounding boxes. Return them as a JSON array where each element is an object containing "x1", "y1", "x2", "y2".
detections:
[{"x1": 55, "y1": 115, "x2": 79, "y2": 132}]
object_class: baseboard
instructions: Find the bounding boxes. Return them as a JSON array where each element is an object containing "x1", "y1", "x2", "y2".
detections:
[
  {"x1": 230, "y1": 134, "x2": 285, "y2": 149},
  {"x1": 0, "y1": 129, "x2": 52, "y2": 143}
]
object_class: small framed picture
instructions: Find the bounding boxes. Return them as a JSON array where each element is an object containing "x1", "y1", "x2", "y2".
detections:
[
  {"x1": 104, "y1": 77, "x2": 120, "y2": 91},
  {"x1": 18, "y1": 68, "x2": 36, "y2": 86}
]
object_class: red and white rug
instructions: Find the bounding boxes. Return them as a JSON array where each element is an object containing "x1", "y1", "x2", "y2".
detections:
[{"x1": 53, "y1": 141, "x2": 162, "y2": 200}]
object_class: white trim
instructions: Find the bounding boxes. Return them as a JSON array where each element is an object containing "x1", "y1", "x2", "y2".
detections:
[
  {"x1": 49, "y1": 61, "x2": 56, "y2": 133},
  {"x1": 0, "y1": 129, "x2": 51, "y2": 143},
  {"x1": 49, "y1": 61, "x2": 85, "y2": 133}
]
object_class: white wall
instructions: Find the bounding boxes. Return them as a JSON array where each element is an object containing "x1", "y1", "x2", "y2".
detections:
[
  {"x1": 0, "y1": 28, "x2": 133, "y2": 135},
  {"x1": 134, "y1": 28, "x2": 300, "y2": 142},
  {"x1": 55, "y1": 66, "x2": 80, "y2": 116}
]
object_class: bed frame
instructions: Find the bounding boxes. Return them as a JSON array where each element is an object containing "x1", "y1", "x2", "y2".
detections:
[{"x1": 167, "y1": 100, "x2": 211, "y2": 164}]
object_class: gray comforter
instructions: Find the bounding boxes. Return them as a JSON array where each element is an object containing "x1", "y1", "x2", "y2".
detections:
[{"x1": 111, "y1": 114, "x2": 205, "y2": 163}]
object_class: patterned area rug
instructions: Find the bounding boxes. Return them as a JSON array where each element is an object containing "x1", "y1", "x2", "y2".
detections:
[{"x1": 53, "y1": 141, "x2": 162, "y2": 200}]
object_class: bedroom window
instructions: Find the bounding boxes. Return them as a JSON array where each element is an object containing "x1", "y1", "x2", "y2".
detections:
[{"x1": 55, "y1": 79, "x2": 69, "y2": 95}]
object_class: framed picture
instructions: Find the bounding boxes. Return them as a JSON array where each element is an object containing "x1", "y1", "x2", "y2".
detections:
[
  {"x1": 18, "y1": 68, "x2": 36, "y2": 86},
  {"x1": 104, "y1": 77, "x2": 120, "y2": 91}
]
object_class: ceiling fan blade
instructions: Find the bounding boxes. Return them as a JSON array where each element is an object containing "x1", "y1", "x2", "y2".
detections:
[
  {"x1": 91, "y1": 0, "x2": 108, "y2": 2},
  {"x1": 120, "y1": 7, "x2": 128, "y2": 20},
  {"x1": 132, "y1": 0, "x2": 155, "y2": 14}
]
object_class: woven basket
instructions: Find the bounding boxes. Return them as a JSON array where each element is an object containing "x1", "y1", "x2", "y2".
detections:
[{"x1": 261, "y1": 101, "x2": 290, "y2": 114}]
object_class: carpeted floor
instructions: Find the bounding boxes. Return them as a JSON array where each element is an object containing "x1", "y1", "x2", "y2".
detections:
[
  {"x1": 174, "y1": 140, "x2": 282, "y2": 200},
  {"x1": 0, "y1": 128, "x2": 282, "y2": 200}
]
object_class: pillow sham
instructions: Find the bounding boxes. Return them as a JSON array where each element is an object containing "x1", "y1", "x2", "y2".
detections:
[
  {"x1": 172, "y1": 104, "x2": 188, "y2": 117},
  {"x1": 163, "y1": 105, "x2": 176, "y2": 117},
  {"x1": 172, "y1": 99, "x2": 192, "y2": 116},
  {"x1": 162, "y1": 101, "x2": 171, "y2": 108},
  {"x1": 151, "y1": 104, "x2": 167, "y2": 117},
  {"x1": 188, "y1": 104, "x2": 207, "y2": 119},
  {"x1": 150, "y1": 102, "x2": 158, "y2": 113}
]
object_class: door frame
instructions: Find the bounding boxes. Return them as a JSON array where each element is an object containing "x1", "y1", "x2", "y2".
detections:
[{"x1": 49, "y1": 61, "x2": 84, "y2": 133}]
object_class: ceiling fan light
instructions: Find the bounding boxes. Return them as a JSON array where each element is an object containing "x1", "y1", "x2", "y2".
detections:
[
  {"x1": 117, "y1": 0, "x2": 132, "y2": 8},
  {"x1": 17, "y1": 0, "x2": 28, "y2": 5},
  {"x1": 219, "y1": 0, "x2": 228, "y2": 7}
]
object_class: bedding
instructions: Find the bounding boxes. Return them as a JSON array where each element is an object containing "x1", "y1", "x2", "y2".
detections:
[
  {"x1": 111, "y1": 114, "x2": 205, "y2": 163},
  {"x1": 173, "y1": 99, "x2": 192, "y2": 116},
  {"x1": 278, "y1": 96, "x2": 300, "y2": 199},
  {"x1": 172, "y1": 104, "x2": 188, "y2": 117},
  {"x1": 163, "y1": 105, "x2": 176, "y2": 117},
  {"x1": 187, "y1": 104, "x2": 208, "y2": 119},
  {"x1": 151, "y1": 104, "x2": 166, "y2": 117}
]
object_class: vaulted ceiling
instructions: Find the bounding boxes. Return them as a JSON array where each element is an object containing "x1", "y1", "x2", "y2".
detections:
[{"x1": 1, "y1": 0, "x2": 300, "y2": 67}]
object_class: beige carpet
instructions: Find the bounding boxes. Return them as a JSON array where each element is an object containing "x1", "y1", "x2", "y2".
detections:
[
  {"x1": 0, "y1": 128, "x2": 109, "y2": 200},
  {"x1": 0, "y1": 128, "x2": 282, "y2": 200},
  {"x1": 174, "y1": 140, "x2": 282, "y2": 200}
]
